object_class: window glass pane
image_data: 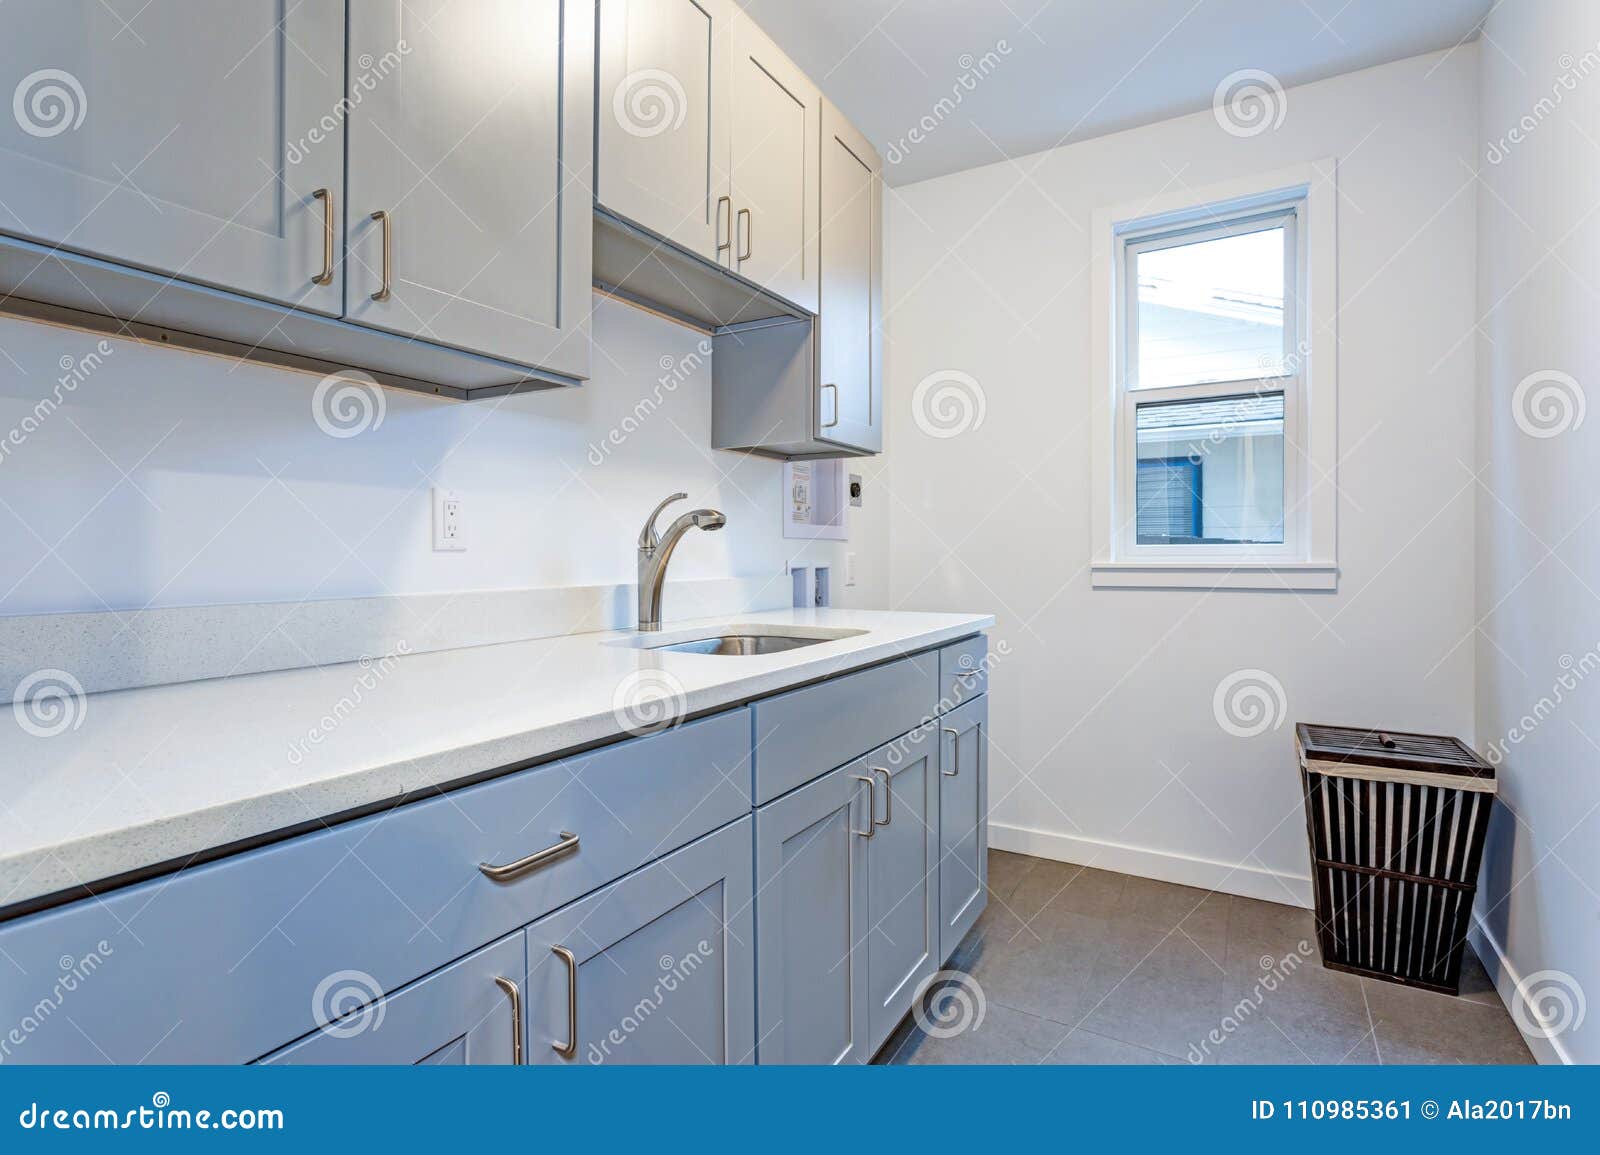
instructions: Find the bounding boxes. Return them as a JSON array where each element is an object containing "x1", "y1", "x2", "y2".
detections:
[
  {"x1": 1136, "y1": 226, "x2": 1286, "y2": 388},
  {"x1": 1135, "y1": 393, "x2": 1285, "y2": 545}
]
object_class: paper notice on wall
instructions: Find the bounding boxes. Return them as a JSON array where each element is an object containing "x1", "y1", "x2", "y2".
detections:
[{"x1": 789, "y1": 461, "x2": 812, "y2": 525}]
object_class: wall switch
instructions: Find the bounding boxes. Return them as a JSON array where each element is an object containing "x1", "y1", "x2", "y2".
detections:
[
  {"x1": 845, "y1": 552, "x2": 857, "y2": 587},
  {"x1": 432, "y1": 488, "x2": 466, "y2": 551}
]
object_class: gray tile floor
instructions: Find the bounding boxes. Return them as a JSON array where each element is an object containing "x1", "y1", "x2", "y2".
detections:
[{"x1": 881, "y1": 850, "x2": 1534, "y2": 1065}]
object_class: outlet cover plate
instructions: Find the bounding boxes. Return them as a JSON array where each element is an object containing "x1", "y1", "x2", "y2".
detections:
[{"x1": 432, "y1": 488, "x2": 466, "y2": 552}]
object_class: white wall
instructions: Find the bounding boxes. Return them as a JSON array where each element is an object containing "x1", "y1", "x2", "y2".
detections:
[
  {"x1": 1475, "y1": 0, "x2": 1600, "y2": 1065},
  {"x1": 0, "y1": 295, "x2": 888, "y2": 618},
  {"x1": 883, "y1": 49, "x2": 1480, "y2": 902}
]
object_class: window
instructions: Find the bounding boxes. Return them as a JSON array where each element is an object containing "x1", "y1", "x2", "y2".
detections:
[{"x1": 1089, "y1": 162, "x2": 1338, "y2": 590}]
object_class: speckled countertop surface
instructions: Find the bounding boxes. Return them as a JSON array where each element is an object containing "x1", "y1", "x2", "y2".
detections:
[{"x1": 0, "y1": 608, "x2": 991, "y2": 911}]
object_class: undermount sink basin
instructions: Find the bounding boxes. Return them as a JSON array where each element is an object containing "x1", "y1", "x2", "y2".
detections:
[
  {"x1": 633, "y1": 625, "x2": 867, "y2": 656},
  {"x1": 652, "y1": 634, "x2": 833, "y2": 656}
]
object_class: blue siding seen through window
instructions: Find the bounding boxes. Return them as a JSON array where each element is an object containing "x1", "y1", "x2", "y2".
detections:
[{"x1": 1136, "y1": 458, "x2": 1202, "y2": 543}]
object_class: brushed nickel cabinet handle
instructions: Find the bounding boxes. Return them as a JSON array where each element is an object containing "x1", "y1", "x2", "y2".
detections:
[
  {"x1": 942, "y1": 727, "x2": 960, "y2": 777},
  {"x1": 551, "y1": 945, "x2": 578, "y2": 1058},
  {"x1": 716, "y1": 195, "x2": 732, "y2": 260},
  {"x1": 370, "y1": 209, "x2": 392, "y2": 301},
  {"x1": 311, "y1": 188, "x2": 335, "y2": 286},
  {"x1": 821, "y1": 382, "x2": 839, "y2": 428},
  {"x1": 852, "y1": 775, "x2": 876, "y2": 839},
  {"x1": 493, "y1": 975, "x2": 523, "y2": 1064},
  {"x1": 737, "y1": 207, "x2": 752, "y2": 262},
  {"x1": 479, "y1": 832, "x2": 578, "y2": 882},
  {"x1": 870, "y1": 766, "x2": 891, "y2": 826}
]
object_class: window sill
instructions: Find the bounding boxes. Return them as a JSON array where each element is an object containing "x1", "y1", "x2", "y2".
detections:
[{"x1": 1090, "y1": 560, "x2": 1338, "y2": 591}]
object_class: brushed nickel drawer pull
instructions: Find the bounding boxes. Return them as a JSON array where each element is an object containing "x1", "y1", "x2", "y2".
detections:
[
  {"x1": 311, "y1": 188, "x2": 335, "y2": 286},
  {"x1": 737, "y1": 207, "x2": 752, "y2": 262},
  {"x1": 870, "y1": 766, "x2": 891, "y2": 826},
  {"x1": 479, "y1": 831, "x2": 578, "y2": 882},
  {"x1": 370, "y1": 209, "x2": 392, "y2": 301},
  {"x1": 942, "y1": 727, "x2": 960, "y2": 777},
  {"x1": 821, "y1": 382, "x2": 839, "y2": 428},
  {"x1": 852, "y1": 775, "x2": 876, "y2": 838},
  {"x1": 551, "y1": 945, "x2": 578, "y2": 1058},
  {"x1": 493, "y1": 975, "x2": 523, "y2": 1064}
]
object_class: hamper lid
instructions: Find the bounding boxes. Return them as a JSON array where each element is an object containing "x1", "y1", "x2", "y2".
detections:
[{"x1": 1295, "y1": 723, "x2": 1495, "y2": 793}]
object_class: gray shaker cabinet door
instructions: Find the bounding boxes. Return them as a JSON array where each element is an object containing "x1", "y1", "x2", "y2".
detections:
[
  {"x1": 816, "y1": 100, "x2": 883, "y2": 454},
  {"x1": 524, "y1": 818, "x2": 756, "y2": 1066},
  {"x1": 940, "y1": 695, "x2": 989, "y2": 962},
  {"x1": 0, "y1": 0, "x2": 346, "y2": 314},
  {"x1": 755, "y1": 763, "x2": 872, "y2": 1064},
  {"x1": 728, "y1": 11, "x2": 819, "y2": 313},
  {"x1": 597, "y1": 0, "x2": 734, "y2": 263},
  {"x1": 865, "y1": 726, "x2": 940, "y2": 1054},
  {"x1": 344, "y1": 0, "x2": 592, "y2": 377}
]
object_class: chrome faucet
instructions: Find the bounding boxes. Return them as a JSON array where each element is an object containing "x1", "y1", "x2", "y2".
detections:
[{"x1": 637, "y1": 493, "x2": 726, "y2": 631}]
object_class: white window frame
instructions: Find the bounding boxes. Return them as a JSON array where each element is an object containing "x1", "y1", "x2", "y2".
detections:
[{"x1": 1090, "y1": 160, "x2": 1339, "y2": 591}]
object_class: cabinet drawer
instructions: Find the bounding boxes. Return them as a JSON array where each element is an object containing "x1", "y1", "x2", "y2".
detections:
[
  {"x1": 0, "y1": 710, "x2": 750, "y2": 1064},
  {"x1": 752, "y1": 653, "x2": 938, "y2": 803},
  {"x1": 939, "y1": 635, "x2": 989, "y2": 709}
]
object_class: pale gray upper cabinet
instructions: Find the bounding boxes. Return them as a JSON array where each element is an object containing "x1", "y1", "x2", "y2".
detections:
[
  {"x1": 709, "y1": 92, "x2": 882, "y2": 459},
  {"x1": 729, "y1": 13, "x2": 820, "y2": 314},
  {"x1": 0, "y1": 0, "x2": 592, "y2": 399},
  {"x1": 596, "y1": 0, "x2": 733, "y2": 264},
  {"x1": 345, "y1": 0, "x2": 592, "y2": 379},
  {"x1": 591, "y1": 1, "x2": 817, "y2": 331},
  {"x1": 816, "y1": 100, "x2": 884, "y2": 455},
  {"x1": 0, "y1": 0, "x2": 346, "y2": 314}
]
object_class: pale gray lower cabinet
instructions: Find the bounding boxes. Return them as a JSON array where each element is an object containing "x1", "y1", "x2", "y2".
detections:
[
  {"x1": 755, "y1": 724, "x2": 946, "y2": 1064},
  {"x1": 524, "y1": 819, "x2": 755, "y2": 1066},
  {"x1": 754, "y1": 645, "x2": 988, "y2": 1063},
  {"x1": 0, "y1": 640, "x2": 985, "y2": 1066},
  {"x1": 940, "y1": 695, "x2": 990, "y2": 962},
  {"x1": 263, "y1": 935, "x2": 525, "y2": 1066},
  {"x1": 754, "y1": 762, "x2": 873, "y2": 1065}
]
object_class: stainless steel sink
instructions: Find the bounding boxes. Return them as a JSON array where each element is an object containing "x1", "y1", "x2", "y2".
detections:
[{"x1": 651, "y1": 634, "x2": 831, "y2": 656}]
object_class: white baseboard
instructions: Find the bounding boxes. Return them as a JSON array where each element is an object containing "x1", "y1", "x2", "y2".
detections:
[
  {"x1": 1467, "y1": 911, "x2": 1571, "y2": 1065},
  {"x1": 989, "y1": 821, "x2": 1314, "y2": 908}
]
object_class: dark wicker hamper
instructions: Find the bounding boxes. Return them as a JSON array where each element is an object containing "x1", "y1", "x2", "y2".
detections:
[{"x1": 1296, "y1": 723, "x2": 1497, "y2": 995}]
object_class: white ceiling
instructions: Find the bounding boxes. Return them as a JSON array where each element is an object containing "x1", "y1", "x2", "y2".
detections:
[{"x1": 744, "y1": 0, "x2": 1493, "y2": 186}]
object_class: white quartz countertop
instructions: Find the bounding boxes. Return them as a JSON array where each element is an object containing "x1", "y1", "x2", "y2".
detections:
[{"x1": 0, "y1": 608, "x2": 992, "y2": 912}]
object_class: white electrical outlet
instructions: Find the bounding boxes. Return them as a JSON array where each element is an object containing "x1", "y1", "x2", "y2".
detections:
[
  {"x1": 432, "y1": 488, "x2": 466, "y2": 551},
  {"x1": 846, "y1": 552, "x2": 857, "y2": 587}
]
